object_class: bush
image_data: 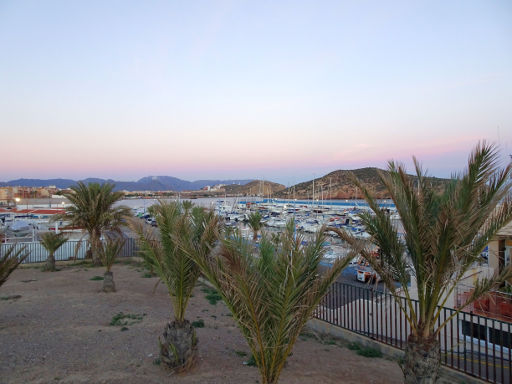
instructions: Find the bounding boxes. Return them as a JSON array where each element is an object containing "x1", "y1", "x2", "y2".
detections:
[
  {"x1": 347, "y1": 342, "x2": 382, "y2": 357},
  {"x1": 347, "y1": 342, "x2": 360, "y2": 350},
  {"x1": 191, "y1": 319, "x2": 205, "y2": 328},
  {"x1": 110, "y1": 312, "x2": 146, "y2": 326},
  {"x1": 244, "y1": 354, "x2": 257, "y2": 367},
  {"x1": 201, "y1": 286, "x2": 222, "y2": 305},
  {"x1": 357, "y1": 347, "x2": 383, "y2": 358}
]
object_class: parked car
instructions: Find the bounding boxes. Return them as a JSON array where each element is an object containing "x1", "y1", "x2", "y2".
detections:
[{"x1": 356, "y1": 265, "x2": 379, "y2": 283}]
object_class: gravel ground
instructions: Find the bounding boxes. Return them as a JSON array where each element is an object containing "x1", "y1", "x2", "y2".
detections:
[{"x1": 0, "y1": 259, "x2": 403, "y2": 384}]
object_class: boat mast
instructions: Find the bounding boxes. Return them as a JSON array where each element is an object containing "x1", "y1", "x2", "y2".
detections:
[{"x1": 312, "y1": 175, "x2": 315, "y2": 208}]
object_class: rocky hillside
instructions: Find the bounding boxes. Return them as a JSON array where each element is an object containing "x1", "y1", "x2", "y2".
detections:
[
  {"x1": 275, "y1": 167, "x2": 449, "y2": 199},
  {"x1": 222, "y1": 180, "x2": 285, "y2": 196}
]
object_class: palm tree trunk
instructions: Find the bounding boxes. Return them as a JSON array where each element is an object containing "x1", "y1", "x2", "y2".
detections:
[
  {"x1": 45, "y1": 252, "x2": 56, "y2": 272},
  {"x1": 159, "y1": 319, "x2": 197, "y2": 372},
  {"x1": 402, "y1": 333, "x2": 441, "y2": 384},
  {"x1": 103, "y1": 271, "x2": 116, "y2": 292},
  {"x1": 253, "y1": 230, "x2": 258, "y2": 241},
  {"x1": 90, "y1": 230, "x2": 102, "y2": 266},
  {"x1": 261, "y1": 373, "x2": 278, "y2": 384}
]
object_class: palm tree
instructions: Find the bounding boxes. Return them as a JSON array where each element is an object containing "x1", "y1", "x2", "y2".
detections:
[
  {"x1": 58, "y1": 182, "x2": 131, "y2": 266},
  {"x1": 40, "y1": 232, "x2": 67, "y2": 272},
  {"x1": 186, "y1": 219, "x2": 352, "y2": 384},
  {"x1": 130, "y1": 201, "x2": 219, "y2": 372},
  {"x1": 0, "y1": 245, "x2": 29, "y2": 287},
  {"x1": 247, "y1": 211, "x2": 263, "y2": 241},
  {"x1": 330, "y1": 142, "x2": 512, "y2": 384},
  {"x1": 98, "y1": 235, "x2": 125, "y2": 292},
  {"x1": 181, "y1": 200, "x2": 193, "y2": 212}
]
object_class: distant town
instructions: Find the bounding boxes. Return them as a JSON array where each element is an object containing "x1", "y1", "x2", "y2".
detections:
[{"x1": 0, "y1": 181, "x2": 283, "y2": 207}]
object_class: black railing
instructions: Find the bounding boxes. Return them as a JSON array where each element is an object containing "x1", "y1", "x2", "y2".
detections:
[
  {"x1": 315, "y1": 282, "x2": 512, "y2": 384},
  {"x1": 1, "y1": 237, "x2": 139, "y2": 263}
]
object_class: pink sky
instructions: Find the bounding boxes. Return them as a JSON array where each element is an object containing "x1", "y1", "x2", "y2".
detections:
[{"x1": 1, "y1": 1, "x2": 511, "y2": 184}]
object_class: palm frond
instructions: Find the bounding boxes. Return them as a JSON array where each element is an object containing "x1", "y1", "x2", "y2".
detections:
[
  {"x1": 98, "y1": 235, "x2": 125, "y2": 272},
  {"x1": 130, "y1": 201, "x2": 219, "y2": 322},
  {"x1": 55, "y1": 182, "x2": 131, "y2": 264},
  {"x1": 0, "y1": 244, "x2": 29, "y2": 287},
  {"x1": 186, "y1": 219, "x2": 350, "y2": 384},
  {"x1": 333, "y1": 141, "x2": 512, "y2": 339},
  {"x1": 40, "y1": 232, "x2": 67, "y2": 255}
]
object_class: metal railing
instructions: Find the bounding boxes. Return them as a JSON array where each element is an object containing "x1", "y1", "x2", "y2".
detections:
[
  {"x1": 315, "y1": 282, "x2": 512, "y2": 384},
  {"x1": 1, "y1": 237, "x2": 139, "y2": 264}
]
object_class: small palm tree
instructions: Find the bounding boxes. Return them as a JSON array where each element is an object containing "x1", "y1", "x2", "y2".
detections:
[
  {"x1": 0, "y1": 245, "x2": 29, "y2": 287},
  {"x1": 186, "y1": 219, "x2": 351, "y2": 384},
  {"x1": 331, "y1": 142, "x2": 512, "y2": 383},
  {"x1": 181, "y1": 200, "x2": 193, "y2": 212},
  {"x1": 130, "y1": 201, "x2": 219, "y2": 372},
  {"x1": 98, "y1": 236, "x2": 125, "y2": 292},
  {"x1": 58, "y1": 182, "x2": 131, "y2": 266},
  {"x1": 247, "y1": 211, "x2": 263, "y2": 241},
  {"x1": 40, "y1": 232, "x2": 67, "y2": 272}
]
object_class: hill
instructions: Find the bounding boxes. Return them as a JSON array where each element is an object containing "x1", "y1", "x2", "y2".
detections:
[
  {"x1": 222, "y1": 180, "x2": 285, "y2": 196},
  {"x1": 274, "y1": 167, "x2": 449, "y2": 199}
]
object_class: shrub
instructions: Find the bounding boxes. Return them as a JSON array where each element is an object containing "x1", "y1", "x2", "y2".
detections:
[
  {"x1": 191, "y1": 319, "x2": 205, "y2": 328},
  {"x1": 110, "y1": 312, "x2": 146, "y2": 326}
]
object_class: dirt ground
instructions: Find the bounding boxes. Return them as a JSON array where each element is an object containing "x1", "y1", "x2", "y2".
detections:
[{"x1": 0, "y1": 259, "x2": 403, "y2": 384}]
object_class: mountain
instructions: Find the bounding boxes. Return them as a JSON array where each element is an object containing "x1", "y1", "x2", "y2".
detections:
[
  {"x1": 134, "y1": 176, "x2": 255, "y2": 191},
  {"x1": 1, "y1": 178, "x2": 77, "y2": 189},
  {"x1": 275, "y1": 167, "x2": 450, "y2": 199},
  {"x1": 222, "y1": 180, "x2": 285, "y2": 196},
  {"x1": 0, "y1": 176, "x2": 254, "y2": 192}
]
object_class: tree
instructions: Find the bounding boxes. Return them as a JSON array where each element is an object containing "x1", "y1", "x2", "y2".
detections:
[
  {"x1": 130, "y1": 201, "x2": 219, "y2": 372},
  {"x1": 186, "y1": 219, "x2": 351, "y2": 384},
  {"x1": 181, "y1": 200, "x2": 193, "y2": 212},
  {"x1": 40, "y1": 232, "x2": 67, "y2": 272},
  {"x1": 58, "y1": 182, "x2": 131, "y2": 266},
  {"x1": 330, "y1": 142, "x2": 512, "y2": 384},
  {"x1": 98, "y1": 235, "x2": 125, "y2": 292},
  {"x1": 247, "y1": 211, "x2": 263, "y2": 241},
  {"x1": 0, "y1": 245, "x2": 29, "y2": 287}
]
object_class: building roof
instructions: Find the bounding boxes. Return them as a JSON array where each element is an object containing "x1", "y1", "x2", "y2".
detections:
[
  {"x1": 0, "y1": 208, "x2": 65, "y2": 215},
  {"x1": 15, "y1": 198, "x2": 69, "y2": 204},
  {"x1": 496, "y1": 220, "x2": 512, "y2": 237}
]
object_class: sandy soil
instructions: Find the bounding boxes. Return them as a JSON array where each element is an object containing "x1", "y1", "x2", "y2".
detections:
[{"x1": 0, "y1": 260, "x2": 403, "y2": 384}]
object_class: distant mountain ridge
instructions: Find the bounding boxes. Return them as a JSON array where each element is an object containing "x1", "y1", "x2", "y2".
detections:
[
  {"x1": 0, "y1": 176, "x2": 254, "y2": 192},
  {"x1": 275, "y1": 167, "x2": 450, "y2": 199}
]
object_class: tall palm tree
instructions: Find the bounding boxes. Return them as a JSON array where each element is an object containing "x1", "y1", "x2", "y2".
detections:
[
  {"x1": 186, "y1": 219, "x2": 352, "y2": 384},
  {"x1": 247, "y1": 211, "x2": 263, "y2": 241},
  {"x1": 40, "y1": 232, "x2": 67, "y2": 272},
  {"x1": 98, "y1": 235, "x2": 125, "y2": 292},
  {"x1": 58, "y1": 182, "x2": 131, "y2": 266},
  {"x1": 0, "y1": 245, "x2": 29, "y2": 287},
  {"x1": 130, "y1": 201, "x2": 219, "y2": 372},
  {"x1": 330, "y1": 142, "x2": 512, "y2": 384}
]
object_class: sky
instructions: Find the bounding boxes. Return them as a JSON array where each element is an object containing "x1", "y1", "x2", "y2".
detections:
[{"x1": 1, "y1": 0, "x2": 511, "y2": 185}]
